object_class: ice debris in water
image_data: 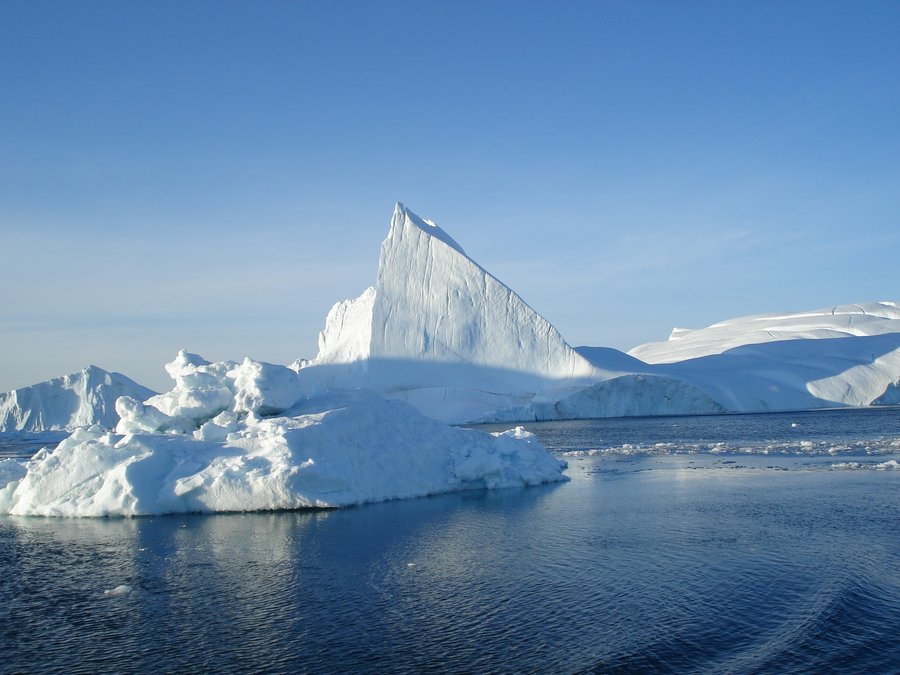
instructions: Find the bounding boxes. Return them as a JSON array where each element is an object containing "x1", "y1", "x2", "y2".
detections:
[
  {"x1": 559, "y1": 438, "x2": 900, "y2": 459},
  {"x1": 831, "y1": 459, "x2": 899, "y2": 471}
]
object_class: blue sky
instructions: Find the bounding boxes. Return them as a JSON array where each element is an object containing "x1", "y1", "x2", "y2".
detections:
[{"x1": 2, "y1": 0, "x2": 899, "y2": 392}]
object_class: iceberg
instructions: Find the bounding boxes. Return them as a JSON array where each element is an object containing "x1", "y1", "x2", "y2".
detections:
[
  {"x1": 629, "y1": 302, "x2": 900, "y2": 363},
  {"x1": 0, "y1": 352, "x2": 567, "y2": 517},
  {"x1": 301, "y1": 203, "x2": 720, "y2": 422},
  {"x1": 3, "y1": 201, "x2": 898, "y2": 517},
  {"x1": 302, "y1": 204, "x2": 900, "y2": 421},
  {"x1": 0, "y1": 366, "x2": 156, "y2": 432},
  {"x1": 627, "y1": 304, "x2": 900, "y2": 412},
  {"x1": 6, "y1": 204, "x2": 898, "y2": 429}
]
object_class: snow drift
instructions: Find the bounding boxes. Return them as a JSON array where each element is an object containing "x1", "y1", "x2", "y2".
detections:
[{"x1": 0, "y1": 367, "x2": 156, "y2": 432}]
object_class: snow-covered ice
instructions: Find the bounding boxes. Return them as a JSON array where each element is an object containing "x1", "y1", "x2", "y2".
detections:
[
  {"x1": 0, "y1": 353, "x2": 567, "y2": 517},
  {"x1": 300, "y1": 203, "x2": 722, "y2": 422},
  {"x1": 0, "y1": 366, "x2": 155, "y2": 432},
  {"x1": 2, "y1": 201, "x2": 899, "y2": 516},
  {"x1": 3, "y1": 203, "x2": 900, "y2": 432},
  {"x1": 627, "y1": 306, "x2": 900, "y2": 413},
  {"x1": 629, "y1": 302, "x2": 900, "y2": 363}
]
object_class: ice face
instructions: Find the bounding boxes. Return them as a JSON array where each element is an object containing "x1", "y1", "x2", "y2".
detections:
[
  {"x1": 369, "y1": 203, "x2": 597, "y2": 380},
  {"x1": 302, "y1": 203, "x2": 619, "y2": 420},
  {"x1": 0, "y1": 366, "x2": 156, "y2": 432},
  {"x1": 306, "y1": 204, "x2": 900, "y2": 422}
]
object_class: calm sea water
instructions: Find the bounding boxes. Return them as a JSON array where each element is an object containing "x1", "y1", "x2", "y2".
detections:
[{"x1": 1, "y1": 408, "x2": 899, "y2": 673}]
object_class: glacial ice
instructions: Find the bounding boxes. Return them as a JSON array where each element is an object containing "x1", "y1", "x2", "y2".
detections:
[
  {"x1": 0, "y1": 367, "x2": 155, "y2": 432},
  {"x1": 0, "y1": 353, "x2": 567, "y2": 517},
  {"x1": 2, "y1": 201, "x2": 898, "y2": 516},
  {"x1": 300, "y1": 203, "x2": 722, "y2": 422},
  {"x1": 629, "y1": 310, "x2": 900, "y2": 413},
  {"x1": 2, "y1": 203, "x2": 899, "y2": 432}
]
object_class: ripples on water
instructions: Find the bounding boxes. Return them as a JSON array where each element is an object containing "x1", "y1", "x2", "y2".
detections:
[{"x1": 1, "y1": 408, "x2": 899, "y2": 673}]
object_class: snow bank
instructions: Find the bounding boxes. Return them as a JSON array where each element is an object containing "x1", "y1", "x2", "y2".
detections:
[
  {"x1": 0, "y1": 367, "x2": 156, "y2": 432},
  {"x1": 0, "y1": 355, "x2": 567, "y2": 517}
]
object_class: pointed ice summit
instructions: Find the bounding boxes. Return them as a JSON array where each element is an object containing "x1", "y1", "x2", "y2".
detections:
[
  {"x1": 305, "y1": 203, "x2": 605, "y2": 420},
  {"x1": 301, "y1": 203, "x2": 722, "y2": 422},
  {"x1": 317, "y1": 203, "x2": 596, "y2": 379}
]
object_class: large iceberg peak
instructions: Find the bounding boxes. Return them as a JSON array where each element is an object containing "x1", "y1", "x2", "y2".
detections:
[
  {"x1": 372, "y1": 203, "x2": 595, "y2": 379},
  {"x1": 304, "y1": 203, "x2": 603, "y2": 421}
]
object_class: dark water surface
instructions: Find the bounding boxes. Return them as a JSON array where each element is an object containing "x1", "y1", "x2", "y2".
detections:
[{"x1": 1, "y1": 408, "x2": 899, "y2": 673}]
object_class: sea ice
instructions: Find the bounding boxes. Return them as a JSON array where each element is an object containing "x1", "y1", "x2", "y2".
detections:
[{"x1": 0, "y1": 354, "x2": 567, "y2": 517}]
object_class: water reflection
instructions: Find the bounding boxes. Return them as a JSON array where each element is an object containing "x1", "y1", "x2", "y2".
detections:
[{"x1": 2, "y1": 456, "x2": 898, "y2": 673}]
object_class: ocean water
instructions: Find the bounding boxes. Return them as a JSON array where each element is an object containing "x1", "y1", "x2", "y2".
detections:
[{"x1": 1, "y1": 408, "x2": 899, "y2": 673}]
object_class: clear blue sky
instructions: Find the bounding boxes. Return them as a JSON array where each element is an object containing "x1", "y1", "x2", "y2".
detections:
[{"x1": 2, "y1": 0, "x2": 899, "y2": 392}]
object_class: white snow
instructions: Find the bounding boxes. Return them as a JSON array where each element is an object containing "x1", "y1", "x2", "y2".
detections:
[
  {"x1": 0, "y1": 354, "x2": 567, "y2": 517},
  {"x1": 296, "y1": 204, "x2": 900, "y2": 422},
  {"x1": 305, "y1": 203, "x2": 605, "y2": 399},
  {"x1": 115, "y1": 350, "x2": 307, "y2": 436},
  {"x1": 0, "y1": 366, "x2": 156, "y2": 432}
]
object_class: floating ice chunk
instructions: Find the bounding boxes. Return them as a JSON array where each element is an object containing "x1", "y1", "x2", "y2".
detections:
[
  {"x1": 145, "y1": 350, "x2": 237, "y2": 422},
  {"x1": 837, "y1": 459, "x2": 900, "y2": 471}
]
